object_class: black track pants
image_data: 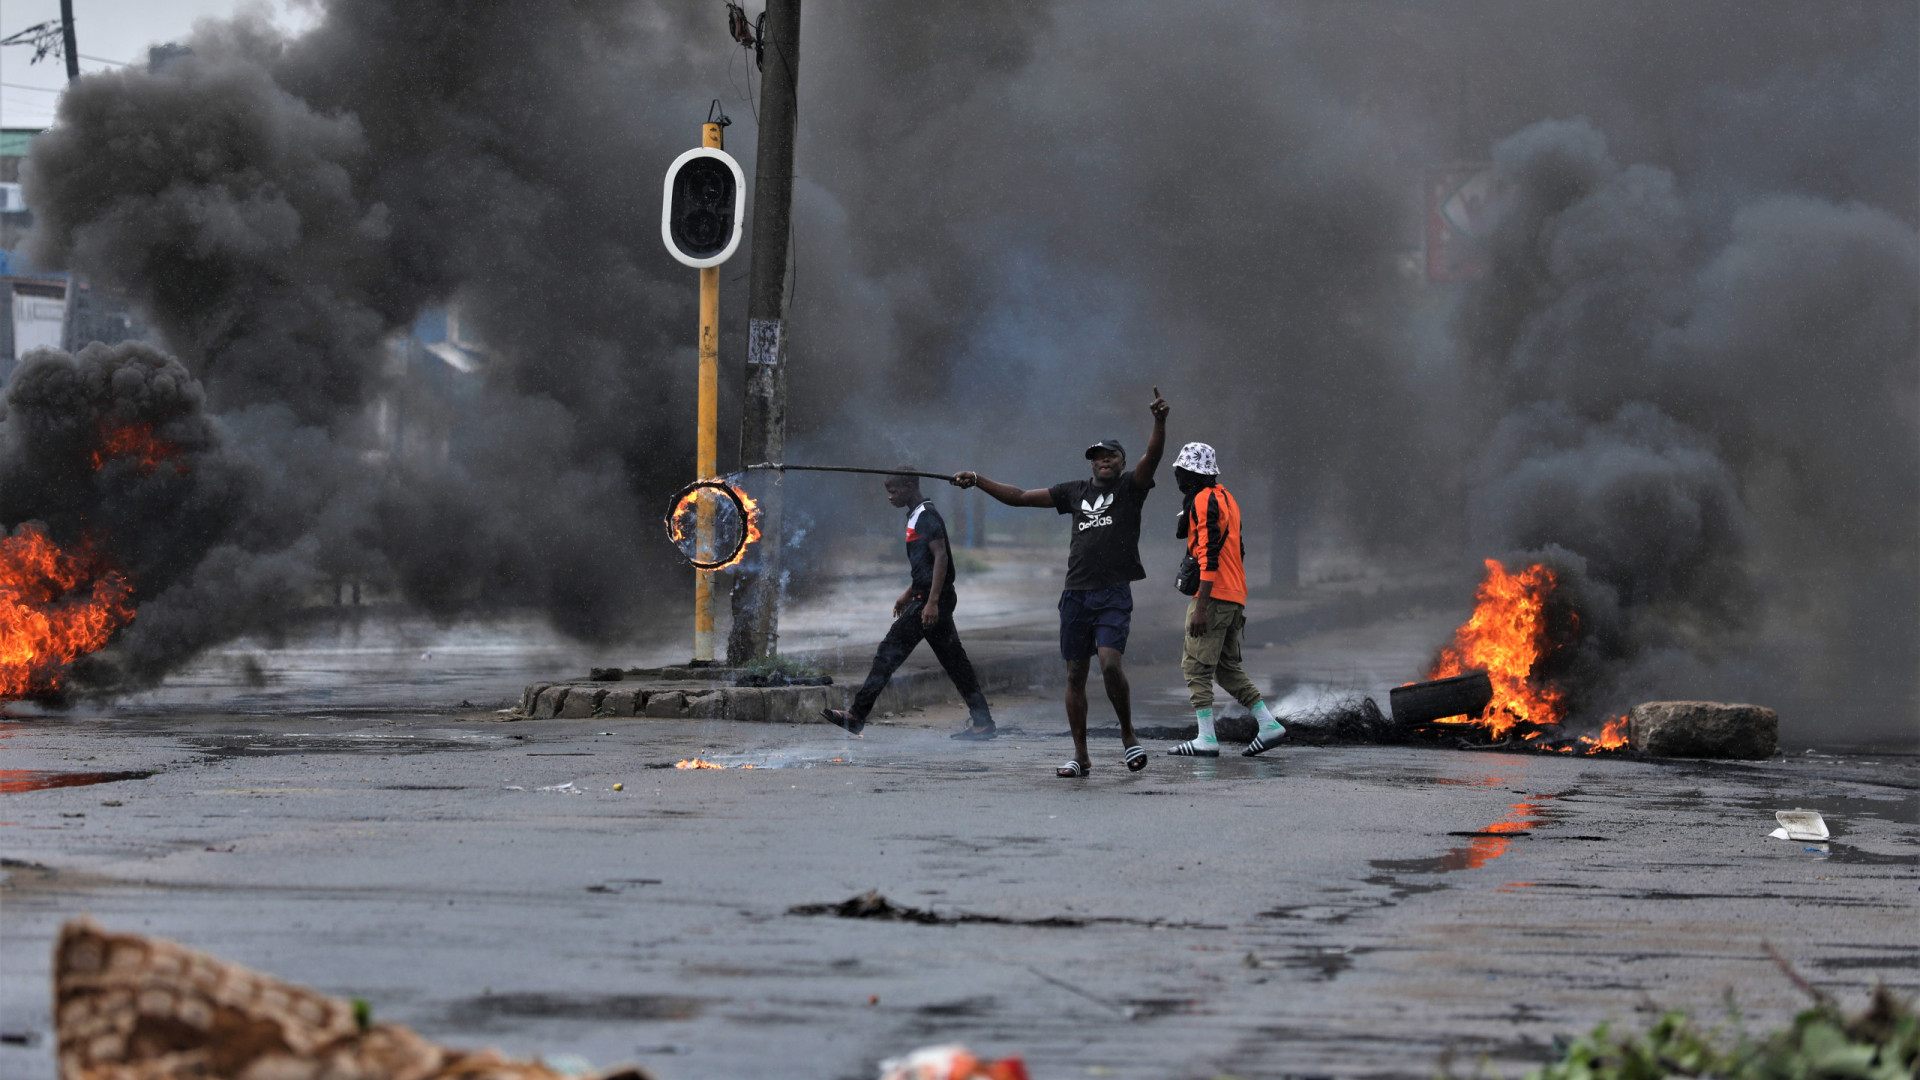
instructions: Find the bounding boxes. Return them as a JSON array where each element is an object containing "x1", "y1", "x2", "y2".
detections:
[{"x1": 851, "y1": 597, "x2": 992, "y2": 726}]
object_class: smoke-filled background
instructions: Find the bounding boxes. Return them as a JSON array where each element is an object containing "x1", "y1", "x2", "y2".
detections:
[{"x1": 6, "y1": 0, "x2": 1913, "y2": 746}]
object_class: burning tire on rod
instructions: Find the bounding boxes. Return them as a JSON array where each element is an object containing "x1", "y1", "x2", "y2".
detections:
[{"x1": 662, "y1": 478, "x2": 761, "y2": 571}]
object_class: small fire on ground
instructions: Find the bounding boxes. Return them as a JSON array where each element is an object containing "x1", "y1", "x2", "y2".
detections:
[
  {"x1": 1423, "y1": 559, "x2": 1627, "y2": 754},
  {"x1": 0, "y1": 526, "x2": 133, "y2": 699},
  {"x1": 673, "y1": 758, "x2": 755, "y2": 770},
  {"x1": 0, "y1": 423, "x2": 174, "y2": 699},
  {"x1": 0, "y1": 404, "x2": 168, "y2": 699}
]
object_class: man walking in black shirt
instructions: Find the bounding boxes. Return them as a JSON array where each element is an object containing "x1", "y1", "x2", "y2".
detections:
[
  {"x1": 823, "y1": 473, "x2": 996, "y2": 739},
  {"x1": 956, "y1": 388, "x2": 1169, "y2": 777}
]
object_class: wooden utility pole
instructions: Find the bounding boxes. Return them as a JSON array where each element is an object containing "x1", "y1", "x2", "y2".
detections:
[
  {"x1": 58, "y1": 0, "x2": 78, "y2": 82},
  {"x1": 693, "y1": 120, "x2": 725, "y2": 663},
  {"x1": 729, "y1": 0, "x2": 801, "y2": 664}
]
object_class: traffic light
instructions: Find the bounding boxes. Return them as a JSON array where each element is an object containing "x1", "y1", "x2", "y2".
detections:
[{"x1": 661, "y1": 147, "x2": 745, "y2": 268}]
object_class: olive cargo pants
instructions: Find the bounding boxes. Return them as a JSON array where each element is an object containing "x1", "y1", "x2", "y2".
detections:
[{"x1": 1181, "y1": 598, "x2": 1263, "y2": 712}]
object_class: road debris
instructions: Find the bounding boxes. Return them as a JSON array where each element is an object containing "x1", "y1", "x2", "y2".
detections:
[
  {"x1": 790, "y1": 890, "x2": 1089, "y2": 928},
  {"x1": 1769, "y1": 809, "x2": 1830, "y2": 841},
  {"x1": 877, "y1": 1043, "x2": 1029, "y2": 1080},
  {"x1": 52, "y1": 919, "x2": 650, "y2": 1080}
]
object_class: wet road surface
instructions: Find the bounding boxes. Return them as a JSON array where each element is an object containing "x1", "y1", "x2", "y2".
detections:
[{"x1": 3, "y1": 689, "x2": 1915, "y2": 1080}]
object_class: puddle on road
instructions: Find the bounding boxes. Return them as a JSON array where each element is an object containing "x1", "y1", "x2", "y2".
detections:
[
  {"x1": 1371, "y1": 797, "x2": 1557, "y2": 874},
  {"x1": 0, "y1": 769, "x2": 154, "y2": 793}
]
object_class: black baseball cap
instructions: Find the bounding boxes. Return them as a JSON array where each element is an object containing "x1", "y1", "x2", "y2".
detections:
[{"x1": 1084, "y1": 439, "x2": 1125, "y2": 459}]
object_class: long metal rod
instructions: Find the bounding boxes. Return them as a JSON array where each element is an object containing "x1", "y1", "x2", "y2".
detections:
[{"x1": 745, "y1": 462, "x2": 957, "y2": 484}]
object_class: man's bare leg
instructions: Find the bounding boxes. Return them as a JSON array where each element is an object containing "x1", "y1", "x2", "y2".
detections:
[
  {"x1": 1098, "y1": 646, "x2": 1137, "y2": 748},
  {"x1": 1063, "y1": 657, "x2": 1093, "y2": 772}
]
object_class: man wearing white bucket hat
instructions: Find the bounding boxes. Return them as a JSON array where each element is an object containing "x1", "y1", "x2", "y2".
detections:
[{"x1": 1168, "y1": 442, "x2": 1288, "y2": 757}]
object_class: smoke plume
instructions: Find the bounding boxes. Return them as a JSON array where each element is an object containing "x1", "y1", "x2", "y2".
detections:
[
  {"x1": 3, "y1": 0, "x2": 1910, "y2": 746},
  {"x1": 1456, "y1": 117, "x2": 1915, "y2": 743}
]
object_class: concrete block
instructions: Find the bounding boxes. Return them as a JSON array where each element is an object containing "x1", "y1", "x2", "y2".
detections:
[
  {"x1": 533, "y1": 685, "x2": 569, "y2": 718},
  {"x1": 724, "y1": 687, "x2": 768, "y2": 723},
  {"x1": 643, "y1": 691, "x2": 687, "y2": 718},
  {"x1": 760, "y1": 687, "x2": 808, "y2": 723},
  {"x1": 599, "y1": 688, "x2": 639, "y2": 716},
  {"x1": 520, "y1": 683, "x2": 551, "y2": 715},
  {"x1": 1630, "y1": 701, "x2": 1778, "y2": 760},
  {"x1": 558, "y1": 686, "x2": 605, "y2": 718},
  {"x1": 684, "y1": 691, "x2": 727, "y2": 719}
]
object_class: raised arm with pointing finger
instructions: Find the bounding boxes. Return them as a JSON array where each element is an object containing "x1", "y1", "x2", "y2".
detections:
[{"x1": 953, "y1": 386, "x2": 1169, "y2": 499}]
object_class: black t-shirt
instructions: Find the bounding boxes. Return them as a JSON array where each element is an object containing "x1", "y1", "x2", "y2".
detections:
[
  {"x1": 905, "y1": 500, "x2": 957, "y2": 601},
  {"x1": 1049, "y1": 473, "x2": 1150, "y2": 590}
]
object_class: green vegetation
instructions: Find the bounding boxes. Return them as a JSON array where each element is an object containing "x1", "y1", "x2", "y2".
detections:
[
  {"x1": 1524, "y1": 986, "x2": 1916, "y2": 1080},
  {"x1": 734, "y1": 653, "x2": 825, "y2": 680}
]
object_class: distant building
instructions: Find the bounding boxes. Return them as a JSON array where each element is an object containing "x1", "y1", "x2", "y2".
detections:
[
  {"x1": 0, "y1": 127, "x2": 36, "y2": 253},
  {"x1": 0, "y1": 127, "x2": 147, "y2": 383},
  {"x1": 365, "y1": 301, "x2": 490, "y2": 468}
]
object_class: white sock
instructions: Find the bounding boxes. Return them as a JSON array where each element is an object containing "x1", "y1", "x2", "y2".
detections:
[
  {"x1": 1193, "y1": 707, "x2": 1218, "y2": 744},
  {"x1": 1251, "y1": 699, "x2": 1285, "y2": 736}
]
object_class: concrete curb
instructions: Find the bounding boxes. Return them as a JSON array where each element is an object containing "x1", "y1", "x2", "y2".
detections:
[{"x1": 516, "y1": 650, "x2": 1059, "y2": 724}]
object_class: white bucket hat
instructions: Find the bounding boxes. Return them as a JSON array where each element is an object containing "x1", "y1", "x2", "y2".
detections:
[{"x1": 1173, "y1": 442, "x2": 1218, "y2": 476}]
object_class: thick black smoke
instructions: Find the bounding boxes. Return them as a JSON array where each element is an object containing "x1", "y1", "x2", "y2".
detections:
[
  {"x1": 0, "y1": 342, "x2": 251, "y2": 688},
  {"x1": 17, "y1": 1, "x2": 739, "y2": 683},
  {"x1": 6, "y1": 0, "x2": 1912, "y2": 747},
  {"x1": 1456, "y1": 118, "x2": 1916, "y2": 743}
]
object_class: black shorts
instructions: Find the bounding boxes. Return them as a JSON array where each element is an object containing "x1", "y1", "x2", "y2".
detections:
[{"x1": 1058, "y1": 584, "x2": 1133, "y2": 661}]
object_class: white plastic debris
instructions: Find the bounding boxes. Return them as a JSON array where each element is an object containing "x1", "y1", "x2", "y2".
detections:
[{"x1": 1768, "y1": 809, "x2": 1829, "y2": 841}]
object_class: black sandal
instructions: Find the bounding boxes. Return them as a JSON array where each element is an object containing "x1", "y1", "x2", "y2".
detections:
[
  {"x1": 1056, "y1": 759, "x2": 1089, "y2": 778},
  {"x1": 1243, "y1": 726, "x2": 1288, "y2": 756},
  {"x1": 821, "y1": 708, "x2": 866, "y2": 735},
  {"x1": 1124, "y1": 744, "x2": 1148, "y2": 772}
]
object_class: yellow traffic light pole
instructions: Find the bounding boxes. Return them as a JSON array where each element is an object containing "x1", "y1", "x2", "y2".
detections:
[{"x1": 694, "y1": 120, "x2": 724, "y2": 663}]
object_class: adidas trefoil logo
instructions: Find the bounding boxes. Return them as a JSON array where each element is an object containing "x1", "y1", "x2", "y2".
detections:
[{"x1": 1078, "y1": 491, "x2": 1115, "y2": 531}]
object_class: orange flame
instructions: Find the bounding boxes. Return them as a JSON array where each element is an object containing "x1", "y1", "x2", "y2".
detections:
[
  {"x1": 1579, "y1": 715, "x2": 1630, "y2": 755},
  {"x1": 1427, "y1": 559, "x2": 1567, "y2": 739},
  {"x1": 90, "y1": 423, "x2": 184, "y2": 474},
  {"x1": 668, "y1": 480, "x2": 763, "y2": 571},
  {"x1": 674, "y1": 758, "x2": 723, "y2": 769},
  {"x1": 0, "y1": 526, "x2": 134, "y2": 699}
]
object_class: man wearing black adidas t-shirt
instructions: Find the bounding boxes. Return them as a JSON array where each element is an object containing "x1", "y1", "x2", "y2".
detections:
[
  {"x1": 956, "y1": 387, "x2": 1169, "y2": 777},
  {"x1": 822, "y1": 473, "x2": 996, "y2": 739}
]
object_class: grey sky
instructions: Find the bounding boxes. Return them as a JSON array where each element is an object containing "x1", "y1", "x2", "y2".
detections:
[{"x1": 0, "y1": 0, "x2": 314, "y2": 127}]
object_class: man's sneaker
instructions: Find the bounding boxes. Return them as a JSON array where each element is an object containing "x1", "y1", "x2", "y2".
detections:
[
  {"x1": 1167, "y1": 738, "x2": 1220, "y2": 757},
  {"x1": 821, "y1": 708, "x2": 866, "y2": 735},
  {"x1": 951, "y1": 726, "x2": 997, "y2": 740}
]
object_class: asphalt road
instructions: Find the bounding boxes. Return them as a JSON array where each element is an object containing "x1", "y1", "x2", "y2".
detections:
[{"x1": 3, "y1": 682, "x2": 1915, "y2": 1080}]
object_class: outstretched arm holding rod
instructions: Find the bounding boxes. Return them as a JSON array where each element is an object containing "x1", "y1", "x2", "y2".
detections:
[{"x1": 952, "y1": 472, "x2": 1053, "y2": 506}]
